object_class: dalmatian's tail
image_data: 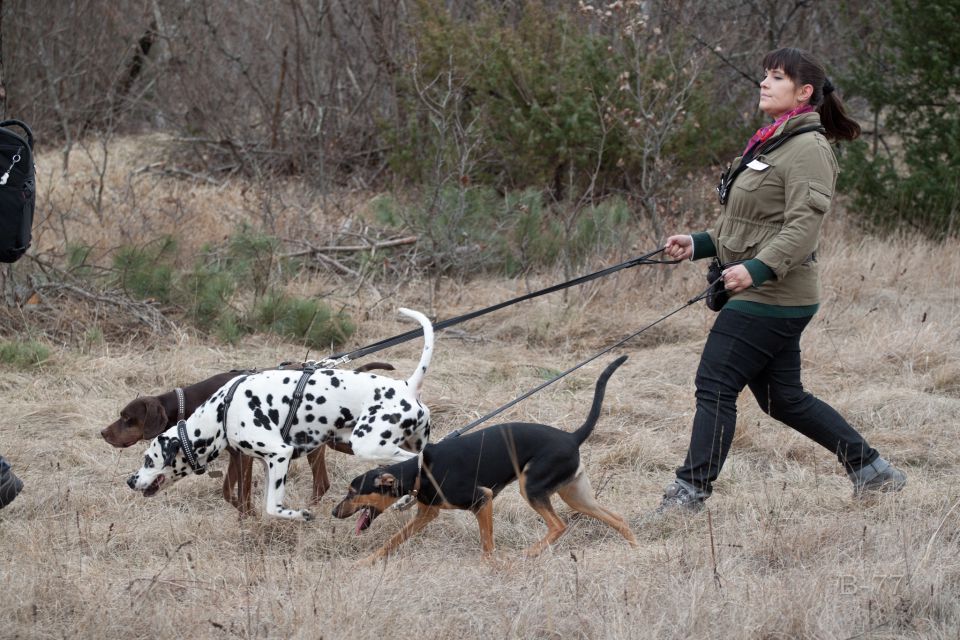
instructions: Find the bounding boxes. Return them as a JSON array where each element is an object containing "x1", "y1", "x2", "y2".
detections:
[{"x1": 398, "y1": 308, "x2": 434, "y2": 397}]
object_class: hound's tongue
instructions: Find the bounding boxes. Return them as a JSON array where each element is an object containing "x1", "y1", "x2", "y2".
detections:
[{"x1": 355, "y1": 508, "x2": 372, "y2": 535}]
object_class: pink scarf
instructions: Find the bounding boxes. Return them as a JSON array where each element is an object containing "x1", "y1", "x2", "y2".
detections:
[{"x1": 743, "y1": 104, "x2": 814, "y2": 156}]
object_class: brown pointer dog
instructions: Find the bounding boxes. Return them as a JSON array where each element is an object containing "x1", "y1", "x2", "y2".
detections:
[
  {"x1": 332, "y1": 356, "x2": 637, "y2": 562},
  {"x1": 102, "y1": 362, "x2": 395, "y2": 513}
]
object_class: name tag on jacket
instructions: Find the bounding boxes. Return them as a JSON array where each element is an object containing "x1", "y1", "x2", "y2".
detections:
[{"x1": 746, "y1": 159, "x2": 769, "y2": 171}]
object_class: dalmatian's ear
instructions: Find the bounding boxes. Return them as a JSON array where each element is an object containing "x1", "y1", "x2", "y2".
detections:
[
  {"x1": 373, "y1": 473, "x2": 396, "y2": 489},
  {"x1": 161, "y1": 437, "x2": 181, "y2": 468}
]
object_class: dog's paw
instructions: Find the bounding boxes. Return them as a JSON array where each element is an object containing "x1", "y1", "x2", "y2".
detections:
[
  {"x1": 267, "y1": 506, "x2": 313, "y2": 521},
  {"x1": 483, "y1": 551, "x2": 514, "y2": 572}
]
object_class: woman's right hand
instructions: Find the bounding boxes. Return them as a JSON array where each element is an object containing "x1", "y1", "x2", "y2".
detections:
[{"x1": 664, "y1": 234, "x2": 693, "y2": 261}]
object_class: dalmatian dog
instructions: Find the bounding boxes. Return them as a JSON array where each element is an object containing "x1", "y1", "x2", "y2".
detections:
[{"x1": 127, "y1": 308, "x2": 434, "y2": 521}]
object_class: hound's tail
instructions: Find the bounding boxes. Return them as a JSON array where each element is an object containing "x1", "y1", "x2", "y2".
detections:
[
  {"x1": 399, "y1": 308, "x2": 434, "y2": 398},
  {"x1": 572, "y1": 355, "x2": 628, "y2": 446}
]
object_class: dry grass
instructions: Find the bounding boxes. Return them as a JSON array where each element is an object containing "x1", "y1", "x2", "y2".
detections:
[{"x1": 1, "y1": 139, "x2": 959, "y2": 639}]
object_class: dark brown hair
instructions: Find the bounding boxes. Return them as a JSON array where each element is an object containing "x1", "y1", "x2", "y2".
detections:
[{"x1": 762, "y1": 47, "x2": 861, "y2": 142}]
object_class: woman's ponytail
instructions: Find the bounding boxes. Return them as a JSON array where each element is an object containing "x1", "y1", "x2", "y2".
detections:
[{"x1": 817, "y1": 82, "x2": 861, "y2": 142}]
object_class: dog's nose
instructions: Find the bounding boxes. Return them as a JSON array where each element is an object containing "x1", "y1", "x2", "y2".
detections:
[{"x1": 126, "y1": 475, "x2": 137, "y2": 490}]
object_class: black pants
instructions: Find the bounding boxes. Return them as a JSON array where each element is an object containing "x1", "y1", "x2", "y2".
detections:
[{"x1": 676, "y1": 308, "x2": 878, "y2": 493}]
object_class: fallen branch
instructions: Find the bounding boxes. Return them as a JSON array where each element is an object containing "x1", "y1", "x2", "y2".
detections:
[
  {"x1": 31, "y1": 281, "x2": 178, "y2": 335},
  {"x1": 313, "y1": 252, "x2": 361, "y2": 278},
  {"x1": 133, "y1": 162, "x2": 222, "y2": 185},
  {"x1": 282, "y1": 235, "x2": 417, "y2": 257}
]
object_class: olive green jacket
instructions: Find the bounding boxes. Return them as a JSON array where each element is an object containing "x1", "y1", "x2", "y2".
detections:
[{"x1": 692, "y1": 112, "x2": 837, "y2": 310}]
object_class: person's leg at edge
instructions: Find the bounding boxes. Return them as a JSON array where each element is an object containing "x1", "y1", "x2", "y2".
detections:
[
  {"x1": 662, "y1": 310, "x2": 793, "y2": 511},
  {"x1": 747, "y1": 316, "x2": 906, "y2": 495},
  {"x1": 0, "y1": 454, "x2": 23, "y2": 510}
]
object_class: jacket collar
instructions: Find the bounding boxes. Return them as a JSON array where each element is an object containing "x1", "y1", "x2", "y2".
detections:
[{"x1": 774, "y1": 111, "x2": 822, "y2": 137}]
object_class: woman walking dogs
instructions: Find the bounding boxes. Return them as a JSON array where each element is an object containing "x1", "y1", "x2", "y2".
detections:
[{"x1": 660, "y1": 47, "x2": 906, "y2": 512}]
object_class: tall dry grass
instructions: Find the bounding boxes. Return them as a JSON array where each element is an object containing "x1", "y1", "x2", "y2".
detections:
[{"x1": 1, "y1": 137, "x2": 959, "y2": 639}]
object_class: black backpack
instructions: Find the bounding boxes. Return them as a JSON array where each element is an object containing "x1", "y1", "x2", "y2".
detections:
[{"x1": 0, "y1": 119, "x2": 36, "y2": 263}]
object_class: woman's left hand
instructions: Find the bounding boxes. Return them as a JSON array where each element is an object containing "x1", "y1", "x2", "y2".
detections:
[{"x1": 722, "y1": 264, "x2": 753, "y2": 293}]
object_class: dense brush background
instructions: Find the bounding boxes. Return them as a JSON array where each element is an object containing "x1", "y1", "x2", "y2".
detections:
[{"x1": 1, "y1": 1, "x2": 959, "y2": 639}]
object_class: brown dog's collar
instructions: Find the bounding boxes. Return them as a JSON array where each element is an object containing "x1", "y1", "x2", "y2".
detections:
[{"x1": 174, "y1": 387, "x2": 186, "y2": 422}]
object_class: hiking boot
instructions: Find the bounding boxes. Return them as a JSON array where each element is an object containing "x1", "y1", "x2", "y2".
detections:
[
  {"x1": 849, "y1": 457, "x2": 906, "y2": 497},
  {"x1": 0, "y1": 455, "x2": 23, "y2": 509},
  {"x1": 656, "y1": 478, "x2": 708, "y2": 514}
]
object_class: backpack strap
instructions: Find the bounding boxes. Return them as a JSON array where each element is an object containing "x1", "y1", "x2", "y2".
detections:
[{"x1": 0, "y1": 120, "x2": 34, "y2": 150}]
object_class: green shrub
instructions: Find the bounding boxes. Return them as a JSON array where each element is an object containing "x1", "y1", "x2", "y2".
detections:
[
  {"x1": 213, "y1": 311, "x2": 246, "y2": 345},
  {"x1": 0, "y1": 340, "x2": 51, "y2": 367},
  {"x1": 841, "y1": 0, "x2": 960, "y2": 237},
  {"x1": 508, "y1": 189, "x2": 563, "y2": 272},
  {"x1": 226, "y1": 225, "x2": 280, "y2": 298},
  {"x1": 664, "y1": 69, "x2": 756, "y2": 171},
  {"x1": 83, "y1": 327, "x2": 104, "y2": 346},
  {"x1": 379, "y1": 185, "x2": 634, "y2": 276},
  {"x1": 393, "y1": 2, "x2": 624, "y2": 196},
  {"x1": 250, "y1": 290, "x2": 355, "y2": 350},
  {"x1": 507, "y1": 193, "x2": 632, "y2": 274},
  {"x1": 388, "y1": 1, "x2": 737, "y2": 213},
  {"x1": 112, "y1": 237, "x2": 177, "y2": 303},
  {"x1": 570, "y1": 198, "x2": 632, "y2": 259},
  {"x1": 177, "y1": 266, "x2": 237, "y2": 331},
  {"x1": 66, "y1": 243, "x2": 95, "y2": 278},
  {"x1": 372, "y1": 194, "x2": 403, "y2": 227}
]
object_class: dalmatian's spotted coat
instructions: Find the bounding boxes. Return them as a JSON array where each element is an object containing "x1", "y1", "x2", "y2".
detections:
[{"x1": 127, "y1": 308, "x2": 433, "y2": 521}]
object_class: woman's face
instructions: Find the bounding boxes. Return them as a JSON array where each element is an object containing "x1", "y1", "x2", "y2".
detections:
[{"x1": 758, "y1": 67, "x2": 811, "y2": 118}]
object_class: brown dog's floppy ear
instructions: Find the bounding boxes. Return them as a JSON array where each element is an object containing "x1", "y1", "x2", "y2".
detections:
[
  {"x1": 141, "y1": 397, "x2": 170, "y2": 439},
  {"x1": 373, "y1": 473, "x2": 396, "y2": 489}
]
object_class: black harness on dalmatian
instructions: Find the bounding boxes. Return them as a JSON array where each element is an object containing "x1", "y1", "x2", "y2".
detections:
[
  {"x1": 175, "y1": 366, "x2": 317, "y2": 475},
  {"x1": 280, "y1": 363, "x2": 317, "y2": 442},
  {"x1": 176, "y1": 374, "x2": 250, "y2": 475}
]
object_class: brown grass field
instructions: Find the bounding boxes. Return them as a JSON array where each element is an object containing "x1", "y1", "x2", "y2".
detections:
[{"x1": 1, "y1": 138, "x2": 959, "y2": 639}]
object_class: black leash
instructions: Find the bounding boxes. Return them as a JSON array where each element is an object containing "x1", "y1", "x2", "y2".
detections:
[
  {"x1": 443, "y1": 293, "x2": 701, "y2": 440},
  {"x1": 319, "y1": 247, "x2": 679, "y2": 367},
  {"x1": 687, "y1": 276, "x2": 724, "y2": 305}
]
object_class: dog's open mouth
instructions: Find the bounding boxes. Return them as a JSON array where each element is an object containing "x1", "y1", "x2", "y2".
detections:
[
  {"x1": 142, "y1": 475, "x2": 165, "y2": 497},
  {"x1": 355, "y1": 507, "x2": 378, "y2": 534}
]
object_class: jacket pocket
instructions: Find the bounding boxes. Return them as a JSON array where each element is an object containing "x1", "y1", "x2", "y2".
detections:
[
  {"x1": 732, "y1": 161, "x2": 775, "y2": 192},
  {"x1": 717, "y1": 219, "x2": 777, "y2": 263},
  {"x1": 806, "y1": 183, "x2": 833, "y2": 213}
]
